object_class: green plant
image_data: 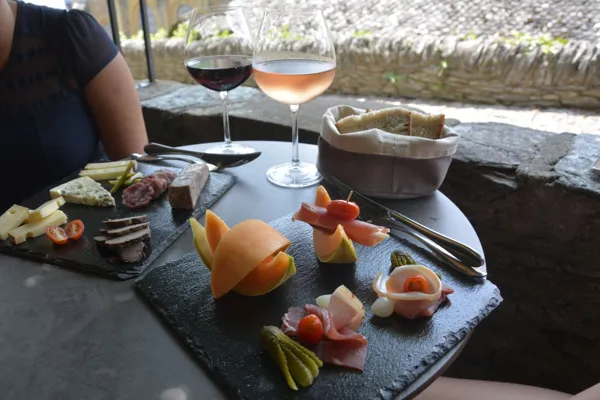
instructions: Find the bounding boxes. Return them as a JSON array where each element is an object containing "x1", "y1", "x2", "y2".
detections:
[
  {"x1": 497, "y1": 31, "x2": 568, "y2": 54},
  {"x1": 459, "y1": 32, "x2": 478, "y2": 41},
  {"x1": 383, "y1": 72, "x2": 407, "y2": 84},
  {"x1": 353, "y1": 30, "x2": 372, "y2": 37},
  {"x1": 437, "y1": 59, "x2": 449, "y2": 77}
]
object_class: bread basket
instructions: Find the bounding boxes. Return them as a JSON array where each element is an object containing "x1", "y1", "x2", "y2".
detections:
[{"x1": 317, "y1": 105, "x2": 459, "y2": 199}]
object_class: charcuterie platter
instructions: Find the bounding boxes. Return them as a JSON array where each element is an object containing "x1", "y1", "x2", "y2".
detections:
[
  {"x1": 135, "y1": 185, "x2": 502, "y2": 400},
  {"x1": 0, "y1": 160, "x2": 235, "y2": 279}
]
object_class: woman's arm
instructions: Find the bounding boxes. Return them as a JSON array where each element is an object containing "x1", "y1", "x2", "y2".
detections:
[{"x1": 83, "y1": 53, "x2": 149, "y2": 160}]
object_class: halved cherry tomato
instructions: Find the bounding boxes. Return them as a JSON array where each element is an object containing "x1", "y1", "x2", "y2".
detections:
[
  {"x1": 326, "y1": 200, "x2": 360, "y2": 220},
  {"x1": 297, "y1": 314, "x2": 324, "y2": 345},
  {"x1": 64, "y1": 220, "x2": 85, "y2": 240},
  {"x1": 403, "y1": 274, "x2": 429, "y2": 293},
  {"x1": 46, "y1": 226, "x2": 68, "y2": 245}
]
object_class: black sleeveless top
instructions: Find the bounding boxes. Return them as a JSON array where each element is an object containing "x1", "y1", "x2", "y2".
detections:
[{"x1": 0, "y1": 1, "x2": 118, "y2": 211}]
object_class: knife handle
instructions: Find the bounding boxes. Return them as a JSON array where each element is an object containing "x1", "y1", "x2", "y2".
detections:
[
  {"x1": 390, "y1": 210, "x2": 485, "y2": 269},
  {"x1": 395, "y1": 227, "x2": 487, "y2": 278}
]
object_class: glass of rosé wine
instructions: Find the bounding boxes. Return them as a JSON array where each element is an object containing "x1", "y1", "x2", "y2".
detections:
[
  {"x1": 253, "y1": 9, "x2": 336, "y2": 188},
  {"x1": 184, "y1": 7, "x2": 257, "y2": 155}
]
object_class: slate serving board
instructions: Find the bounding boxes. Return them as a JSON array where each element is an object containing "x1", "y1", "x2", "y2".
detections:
[
  {"x1": 0, "y1": 163, "x2": 235, "y2": 280},
  {"x1": 135, "y1": 213, "x2": 503, "y2": 400}
]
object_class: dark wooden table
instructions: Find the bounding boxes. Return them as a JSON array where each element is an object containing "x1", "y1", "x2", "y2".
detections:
[{"x1": 0, "y1": 141, "x2": 485, "y2": 400}]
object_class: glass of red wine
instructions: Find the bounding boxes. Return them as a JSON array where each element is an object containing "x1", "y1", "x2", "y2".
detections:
[
  {"x1": 184, "y1": 7, "x2": 256, "y2": 155},
  {"x1": 253, "y1": 9, "x2": 336, "y2": 188}
]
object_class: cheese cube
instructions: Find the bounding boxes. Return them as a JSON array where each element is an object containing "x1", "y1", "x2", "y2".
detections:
[
  {"x1": 29, "y1": 197, "x2": 66, "y2": 222},
  {"x1": 0, "y1": 205, "x2": 30, "y2": 240},
  {"x1": 9, "y1": 210, "x2": 68, "y2": 244}
]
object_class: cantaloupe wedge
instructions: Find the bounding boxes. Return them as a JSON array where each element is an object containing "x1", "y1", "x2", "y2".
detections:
[
  {"x1": 312, "y1": 186, "x2": 358, "y2": 264},
  {"x1": 190, "y1": 216, "x2": 296, "y2": 297},
  {"x1": 190, "y1": 217, "x2": 214, "y2": 270},
  {"x1": 205, "y1": 210, "x2": 229, "y2": 253},
  {"x1": 235, "y1": 252, "x2": 296, "y2": 296}
]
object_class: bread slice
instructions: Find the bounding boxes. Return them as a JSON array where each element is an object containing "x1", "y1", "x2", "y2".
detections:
[
  {"x1": 335, "y1": 108, "x2": 412, "y2": 135},
  {"x1": 409, "y1": 112, "x2": 445, "y2": 139}
]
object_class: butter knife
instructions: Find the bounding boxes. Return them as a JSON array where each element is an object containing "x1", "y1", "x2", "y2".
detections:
[
  {"x1": 327, "y1": 176, "x2": 487, "y2": 278},
  {"x1": 144, "y1": 142, "x2": 261, "y2": 168}
]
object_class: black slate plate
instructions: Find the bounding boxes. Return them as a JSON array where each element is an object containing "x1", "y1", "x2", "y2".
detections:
[
  {"x1": 135, "y1": 213, "x2": 502, "y2": 399},
  {"x1": 0, "y1": 163, "x2": 235, "y2": 280}
]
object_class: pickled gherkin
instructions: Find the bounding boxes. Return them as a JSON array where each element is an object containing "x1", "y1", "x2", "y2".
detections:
[
  {"x1": 260, "y1": 326, "x2": 323, "y2": 390},
  {"x1": 390, "y1": 250, "x2": 417, "y2": 270}
]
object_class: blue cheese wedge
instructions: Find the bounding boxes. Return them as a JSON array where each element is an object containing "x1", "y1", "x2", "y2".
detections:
[
  {"x1": 29, "y1": 197, "x2": 66, "y2": 222},
  {"x1": 50, "y1": 177, "x2": 115, "y2": 207},
  {"x1": 9, "y1": 210, "x2": 68, "y2": 244},
  {"x1": 0, "y1": 205, "x2": 30, "y2": 240}
]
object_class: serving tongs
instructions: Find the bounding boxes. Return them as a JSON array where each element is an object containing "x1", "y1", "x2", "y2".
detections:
[
  {"x1": 327, "y1": 177, "x2": 487, "y2": 279},
  {"x1": 143, "y1": 142, "x2": 261, "y2": 169}
]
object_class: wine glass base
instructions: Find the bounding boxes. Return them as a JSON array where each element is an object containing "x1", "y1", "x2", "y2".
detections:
[
  {"x1": 266, "y1": 162, "x2": 322, "y2": 188},
  {"x1": 204, "y1": 143, "x2": 257, "y2": 155}
]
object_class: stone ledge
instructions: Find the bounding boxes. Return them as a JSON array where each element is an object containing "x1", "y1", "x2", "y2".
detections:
[
  {"x1": 125, "y1": 33, "x2": 600, "y2": 109},
  {"x1": 139, "y1": 81, "x2": 600, "y2": 393}
]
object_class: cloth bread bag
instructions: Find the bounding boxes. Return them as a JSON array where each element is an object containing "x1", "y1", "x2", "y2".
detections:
[{"x1": 317, "y1": 105, "x2": 459, "y2": 199}]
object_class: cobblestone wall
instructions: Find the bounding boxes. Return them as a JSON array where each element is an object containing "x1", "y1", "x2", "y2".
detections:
[{"x1": 123, "y1": 34, "x2": 600, "y2": 109}]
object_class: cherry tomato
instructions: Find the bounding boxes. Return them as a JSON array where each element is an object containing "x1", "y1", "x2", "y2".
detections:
[
  {"x1": 403, "y1": 274, "x2": 429, "y2": 293},
  {"x1": 64, "y1": 220, "x2": 85, "y2": 240},
  {"x1": 326, "y1": 200, "x2": 360, "y2": 220},
  {"x1": 297, "y1": 315, "x2": 324, "y2": 345},
  {"x1": 46, "y1": 226, "x2": 68, "y2": 245}
]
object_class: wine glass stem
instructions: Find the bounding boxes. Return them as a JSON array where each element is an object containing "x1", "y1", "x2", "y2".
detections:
[
  {"x1": 220, "y1": 91, "x2": 232, "y2": 146},
  {"x1": 290, "y1": 104, "x2": 300, "y2": 166}
]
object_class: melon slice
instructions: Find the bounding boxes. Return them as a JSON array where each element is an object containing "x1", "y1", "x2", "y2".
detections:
[
  {"x1": 312, "y1": 186, "x2": 358, "y2": 264},
  {"x1": 191, "y1": 217, "x2": 295, "y2": 296},
  {"x1": 211, "y1": 219, "x2": 291, "y2": 299},
  {"x1": 205, "y1": 210, "x2": 229, "y2": 253},
  {"x1": 190, "y1": 217, "x2": 214, "y2": 270},
  {"x1": 235, "y1": 252, "x2": 296, "y2": 296}
]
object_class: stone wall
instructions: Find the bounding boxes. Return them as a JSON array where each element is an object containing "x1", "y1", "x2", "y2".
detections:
[
  {"x1": 138, "y1": 81, "x2": 600, "y2": 395},
  {"x1": 123, "y1": 34, "x2": 600, "y2": 110}
]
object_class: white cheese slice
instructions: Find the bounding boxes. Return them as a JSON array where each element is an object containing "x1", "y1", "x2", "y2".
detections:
[
  {"x1": 29, "y1": 197, "x2": 66, "y2": 222},
  {"x1": 79, "y1": 166, "x2": 130, "y2": 181},
  {"x1": 0, "y1": 205, "x2": 30, "y2": 240},
  {"x1": 9, "y1": 210, "x2": 68, "y2": 244},
  {"x1": 49, "y1": 177, "x2": 115, "y2": 207},
  {"x1": 85, "y1": 160, "x2": 137, "y2": 170}
]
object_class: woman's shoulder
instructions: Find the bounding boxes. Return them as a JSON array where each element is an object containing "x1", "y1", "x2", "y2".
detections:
[{"x1": 17, "y1": 2, "x2": 103, "y2": 39}]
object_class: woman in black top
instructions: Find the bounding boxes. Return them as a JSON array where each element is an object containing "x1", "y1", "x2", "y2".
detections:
[{"x1": 0, "y1": 0, "x2": 149, "y2": 210}]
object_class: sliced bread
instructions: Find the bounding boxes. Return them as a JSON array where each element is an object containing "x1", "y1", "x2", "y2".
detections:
[
  {"x1": 409, "y1": 111, "x2": 445, "y2": 139},
  {"x1": 335, "y1": 107, "x2": 412, "y2": 135}
]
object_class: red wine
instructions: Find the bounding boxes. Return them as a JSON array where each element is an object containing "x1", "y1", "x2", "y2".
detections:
[{"x1": 186, "y1": 55, "x2": 253, "y2": 92}]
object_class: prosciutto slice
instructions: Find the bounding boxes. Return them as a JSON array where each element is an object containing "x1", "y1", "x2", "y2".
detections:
[
  {"x1": 373, "y1": 265, "x2": 454, "y2": 319},
  {"x1": 293, "y1": 203, "x2": 389, "y2": 246},
  {"x1": 281, "y1": 305, "x2": 368, "y2": 371}
]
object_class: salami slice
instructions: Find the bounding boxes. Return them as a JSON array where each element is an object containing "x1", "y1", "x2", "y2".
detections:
[
  {"x1": 142, "y1": 176, "x2": 169, "y2": 200},
  {"x1": 122, "y1": 182, "x2": 155, "y2": 209},
  {"x1": 153, "y1": 169, "x2": 178, "y2": 184}
]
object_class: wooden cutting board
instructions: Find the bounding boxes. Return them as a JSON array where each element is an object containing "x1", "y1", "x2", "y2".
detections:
[
  {"x1": 0, "y1": 163, "x2": 235, "y2": 280},
  {"x1": 135, "y1": 213, "x2": 502, "y2": 399}
]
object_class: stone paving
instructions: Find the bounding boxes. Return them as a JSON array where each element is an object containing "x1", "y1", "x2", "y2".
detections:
[{"x1": 235, "y1": 0, "x2": 600, "y2": 42}]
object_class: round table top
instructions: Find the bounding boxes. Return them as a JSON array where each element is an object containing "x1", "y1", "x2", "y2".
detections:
[{"x1": 0, "y1": 141, "x2": 485, "y2": 400}]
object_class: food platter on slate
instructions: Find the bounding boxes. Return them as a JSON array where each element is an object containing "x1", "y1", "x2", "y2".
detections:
[
  {"x1": 0, "y1": 158, "x2": 235, "y2": 279},
  {"x1": 135, "y1": 183, "x2": 503, "y2": 399}
]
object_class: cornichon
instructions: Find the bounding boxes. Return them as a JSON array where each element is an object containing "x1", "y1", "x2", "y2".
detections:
[
  {"x1": 110, "y1": 161, "x2": 135, "y2": 194},
  {"x1": 390, "y1": 250, "x2": 417, "y2": 270},
  {"x1": 260, "y1": 326, "x2": 323, "y2": 390}
]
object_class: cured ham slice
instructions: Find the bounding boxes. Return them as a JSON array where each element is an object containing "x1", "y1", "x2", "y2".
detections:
[
  {"x1": 312, "y1": 339, "x2": 368, "y2": 371},
  {"x1": 281, "y1": 305, "x2": 368, "y2": 371},
  {"x1": 372, "y1": 265, "x2": 454, "y2": 319},
  {"x1": 293, "y1": 203, "x2": 389, "y2": 246}
]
